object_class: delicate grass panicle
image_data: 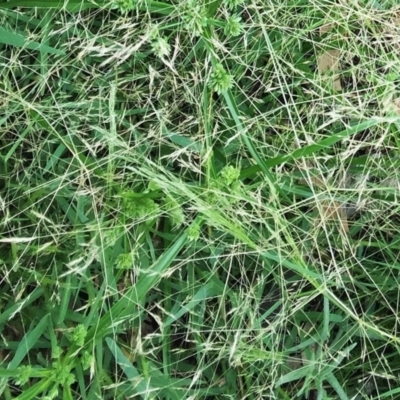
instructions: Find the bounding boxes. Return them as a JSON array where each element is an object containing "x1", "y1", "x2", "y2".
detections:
[{"x1": 1, "y1": 0, "x2": 400, "y2": 399}]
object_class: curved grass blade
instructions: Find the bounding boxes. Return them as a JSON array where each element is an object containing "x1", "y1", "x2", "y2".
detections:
[{"x1": 241, "y1": 117, "x2": 395, "y2": 178}]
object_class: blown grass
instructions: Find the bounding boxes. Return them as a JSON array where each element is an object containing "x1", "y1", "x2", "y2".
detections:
[{"x1": 1, "y1": 0, "x2": 400, "y2": 399}]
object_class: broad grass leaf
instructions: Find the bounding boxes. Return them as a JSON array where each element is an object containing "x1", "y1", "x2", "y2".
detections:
[{"x1": 0, "y1": 27, "x2": 64, "y2": 54}]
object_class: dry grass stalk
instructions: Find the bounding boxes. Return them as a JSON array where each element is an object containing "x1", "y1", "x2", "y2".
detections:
[{"x1": 318, "y1": 23, "x2": 342, "y2": 91}]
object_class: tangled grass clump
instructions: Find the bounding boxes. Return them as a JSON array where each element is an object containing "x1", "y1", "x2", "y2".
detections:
[{"x1": 1, "y1": 0, "x2": 400, "y2": 399}]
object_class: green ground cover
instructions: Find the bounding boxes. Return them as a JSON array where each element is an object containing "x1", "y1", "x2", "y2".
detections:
[{"x1": 1, "y1": 0, "x2": 400, "y2": 398}]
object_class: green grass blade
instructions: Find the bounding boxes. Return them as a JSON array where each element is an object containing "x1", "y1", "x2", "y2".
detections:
[
  {"x1": 0, "y1": 0, "x2": 175, "y2": 13},
  {"x1": 0, "y1": 288, "x2": 44, "y2": 325},
  {"x1": 7, "y1": 314, "x2": 50, "y2": 369},
  {"x1": 106, "y1": 338, "x2": 152, "y2": 399},
  {"x1": 163, "y1": 283, "x2": 213, "y2": 328},
  {"x1": 0, "y1": 369, "x2": 19, "y2": 378},
  {"x1": 375, "y1": 387, "x2": 400, "y2": 399},
  {"x1": 222, "y1": 89, "x2": 288, "y2": 200},
  {"x1": 0, "y1": 0, "x2": 102, "y2": 11},
  {"x1": 325, "y1": 372, "x2": 349, "y2": 400},
  {"x1": 0, "y1": 27, "x2": 64, "y2": 54},
  {"x1": 83, "y1": 223, "x2": 191, "y2": 343},
  {"x1": 241, "y1": 118, "x2": 395, "y2": 178},
  {"x1": 14, "y1": 378, "x2": 52, "y2": 400},
  {"x1": 275, "y1": 365, "x2": 311, "y2": 387}
]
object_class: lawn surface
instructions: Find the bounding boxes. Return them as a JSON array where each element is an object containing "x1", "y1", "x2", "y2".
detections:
[{"x1": 1, "y1": 0, "x2": 400, "y2": 399}]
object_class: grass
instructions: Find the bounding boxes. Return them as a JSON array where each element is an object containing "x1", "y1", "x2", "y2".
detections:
[{"x1": 1, "y1": 0, "x2": 400, "y2": 398}]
